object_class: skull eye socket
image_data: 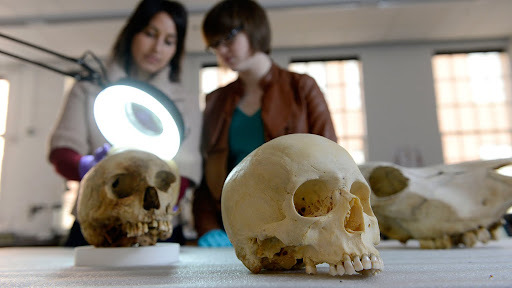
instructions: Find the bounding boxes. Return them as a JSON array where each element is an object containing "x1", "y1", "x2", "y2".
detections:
[
  {"x1": 111, "y1": 173, "x2": 137, "y2": 199},
  {"x1": 368, "y1": 166, "x2": 408, "y2": 198},
  {"x1": 293, "y1": 179, "x2": 334, "y2": 217},
  {"x1": 154, "y1": 170, "x2": 176, "y2": 192}
]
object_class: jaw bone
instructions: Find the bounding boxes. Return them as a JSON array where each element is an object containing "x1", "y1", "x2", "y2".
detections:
[{"x1": 358, "y1": 158, "x2": 512, "y2": 249}]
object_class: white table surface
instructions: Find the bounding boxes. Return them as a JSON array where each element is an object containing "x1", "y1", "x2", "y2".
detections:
[{"x1": 1, "y1": 238, "x2": 512, "y2": 288}]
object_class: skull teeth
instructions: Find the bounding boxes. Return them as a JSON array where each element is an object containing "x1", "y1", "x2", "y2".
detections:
[
  {"x1": 125, "y1": 220, "x2": 171, "y2": 237},
  {"x1": 343, "y1": 254, "x2": 357, "y2": 275},
  {"x1": 352, "y1": 255, "x2": 363, "y2": 271},
  {"x1": 476, "y1": 227, "x2": 491, "y2": 243},
  {"x1": 361, "y1": 254, "x2": 372, "y2": 269},
  {"x1": 418, "y1": 222, "x2": 503, "y2": 249},
  {"x1": 326, "y1": 253, "x2": 384, "y2": 277},
  {"x1": 305, "y1": 259, "x2": 317, "y2": 275}
]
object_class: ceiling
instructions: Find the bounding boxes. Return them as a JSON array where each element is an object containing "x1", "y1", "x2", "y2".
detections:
[{"x1": 0, "y1": 0, "x2": 511, "y2": 64}]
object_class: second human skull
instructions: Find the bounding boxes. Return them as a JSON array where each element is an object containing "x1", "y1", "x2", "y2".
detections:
[
  {"x1": 222, "y1": 134, "x2": 382, "y2": 276},
  {"x1": 78, "y1": 150, "x2": 179, "y2": 247}
]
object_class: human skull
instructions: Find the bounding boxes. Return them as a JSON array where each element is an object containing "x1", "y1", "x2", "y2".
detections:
[
  {"x1": 222, "y1": 134, "x2": 382, "y2": 276},
  {"x1": 359, "y1": 158, "x2": 512, "y2": 249},
  {"x1": 77, "y1": 150, "x2": 179, "y2": 247}
]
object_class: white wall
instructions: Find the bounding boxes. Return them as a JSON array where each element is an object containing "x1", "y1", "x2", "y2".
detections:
[
  {"x1": 0, "y1": 63, "x2": 69, "y2": 239},
  {"x1": 362, "y1": 44, "x2": 443, "y2": 165},
  {"x1": 0, "y1": 38, "x2": 510, "y2": 240}
]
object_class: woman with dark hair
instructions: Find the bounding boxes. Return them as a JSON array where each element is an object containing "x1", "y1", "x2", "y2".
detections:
[
  {"x1": 193, "y1": 0, "x2": 337, "y2": 247},
  {"x1": 49, "y1": 0, "x2": 201, "y2": 246},
  {"x1": 110, "y1": 0, "x2": 188, "y2": 83}
]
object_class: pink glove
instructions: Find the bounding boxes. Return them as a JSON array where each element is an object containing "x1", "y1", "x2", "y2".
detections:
[{"x1": 78, "y1": 143, "x2": 111, "y2": 179}]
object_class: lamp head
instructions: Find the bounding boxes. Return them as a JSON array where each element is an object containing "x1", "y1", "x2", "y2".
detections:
[{"x1": 93, "y1": 79, "x2": 184, "y2": 161}]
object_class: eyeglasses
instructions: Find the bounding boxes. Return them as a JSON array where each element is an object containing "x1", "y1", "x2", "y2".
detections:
[{"x1": 206, "y1": 26, "x2": 243, "y2": 53}]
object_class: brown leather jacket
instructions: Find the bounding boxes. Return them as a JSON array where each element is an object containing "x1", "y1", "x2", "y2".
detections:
[{"x1": 193, "y1": 63, "x2": 337, "y2": 236}]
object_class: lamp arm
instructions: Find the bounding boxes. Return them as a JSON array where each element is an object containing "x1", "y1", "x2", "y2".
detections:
[
  {"x1": 0, "y1": 48, "x2": 82, "y2": 78},
  {"x1": 0, "y1": 32, "x2": 105, "y2": 85},
  {"x1": 78, "y1": 51, "x2": 109, "y2": 87}
]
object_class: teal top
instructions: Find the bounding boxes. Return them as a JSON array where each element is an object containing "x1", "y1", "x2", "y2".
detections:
[{"x1": 228, "y1": 107, "x2": 265, "y2": 170}]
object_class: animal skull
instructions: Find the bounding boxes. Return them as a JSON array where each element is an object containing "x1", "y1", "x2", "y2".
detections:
[
  {"x1": 358, "y1": 158, "x2": 512, "y2": 249},
  {"x1": 222, "y1": 134, "x2": 383, "y2": 276},
  {"x1": 77, "y1": 150, "x2": 180, "y2": 247}
]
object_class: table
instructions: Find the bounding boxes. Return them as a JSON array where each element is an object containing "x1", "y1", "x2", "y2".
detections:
[{"x1": 1, "y1": 238, "x2": 512, "y2": 287}]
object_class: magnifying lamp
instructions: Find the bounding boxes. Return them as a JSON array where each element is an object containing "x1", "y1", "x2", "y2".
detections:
[
  {"x1": 94, "y1": 79, "x2": 184, "y2": 160},
  {"x1": 0, "y1": 32, "x2": 183, "y2": 160}
]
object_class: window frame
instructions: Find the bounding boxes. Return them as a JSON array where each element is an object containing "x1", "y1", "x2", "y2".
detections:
[{"x1": 432, "y1": 49, "x2": 512, "y2": 164}]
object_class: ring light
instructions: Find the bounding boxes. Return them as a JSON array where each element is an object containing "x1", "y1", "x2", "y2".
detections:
[{"x1": 94, "y1": 79, "x2": 184, "y2": 161}]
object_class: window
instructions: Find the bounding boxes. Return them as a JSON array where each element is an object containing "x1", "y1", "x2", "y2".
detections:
[
  {"x1": 432, "y1": 51, "x2": 512, "y2": 164},
  {"x1": 0, "y1": 79, "x2": 9, "y2": 192},
  {"x1": 199, "y1": 65, "x2": 237, "y2": 111},
  {"x1": 289, "y1": 59, "x2": 367, "y2": 164}
]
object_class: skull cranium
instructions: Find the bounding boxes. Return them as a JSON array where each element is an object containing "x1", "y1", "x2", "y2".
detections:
[
  {"x1": 221, "y1": 134, "x2": 383, "y2": 276},
  {"x1": 359, "y1": 158, "x2": 512, "y2": 249},
  {"x1": 77, "y1": 150, "x2": 179, "y2": 247}
]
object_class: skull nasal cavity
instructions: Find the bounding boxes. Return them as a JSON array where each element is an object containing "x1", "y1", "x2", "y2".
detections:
[
  {"x1": 344, "y1": 198, "x2": 364, "y2": 233},
  {"x1": 143, "y1": 187, "x2": 160, "y2": 210},
  {"x1": 293, "y1": 179, "x2": 334, "y2": 217}
]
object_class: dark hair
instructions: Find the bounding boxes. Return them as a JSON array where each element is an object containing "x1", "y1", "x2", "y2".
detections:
[
  {"x1": 111, "y1": 0, "x2": 188, "y2": 82},
  {"x1": 202, "y1": 0, "x2": 271, "y2": 54}
]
